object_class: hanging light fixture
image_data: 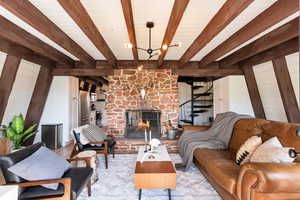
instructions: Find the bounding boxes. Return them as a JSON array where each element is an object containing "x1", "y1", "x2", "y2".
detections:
[{"x1": 124, "y1": 22, "x2": 182, "y2": 60}]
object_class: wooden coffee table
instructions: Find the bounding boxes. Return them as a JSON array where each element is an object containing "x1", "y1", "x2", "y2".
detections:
[{"x1": 134, "y1": 146, "x2": 176, "y2": 200}]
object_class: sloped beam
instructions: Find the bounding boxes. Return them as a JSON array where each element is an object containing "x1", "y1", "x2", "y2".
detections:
[
  {"x1": 0, "y1": 0, "x2": 95, "y2": 66},
  {"x1": 174, "y1": 68, "x2": 242, "y2": 77},
  {"x1": 24, "y1": 66, "x2": 54, "y2": 145},
  {"x1": 240, "y1": 38, "x2": 299, "y2": 66},
  {"x1": 272, "y1": 57, "x2": 300, "y2": 123},
  {"x1": 0, "y1": 55, "x2": 21, "y2": 123},
  {"x1": 220, "y1": 18, "x2": 299, "y2": 68},
  {"x1": 199, "y1": 0, "x2": 299, "y2": 68},
  {"x1": 52, "y1": 68, "x2": 114, "y2": 76},
  {"x1": 121, "y1": 0, "x2": 138, "y2": 61},
  {"x1": 0, "y1": 16, "x2": 75, "y2": 66},
  {"x1": 58, "y1": 0, "x2": 117, "y2": 66},
  {"x1": 158, "y1": 0, "x2": 190, "y2": 66},
  {"x1": 179, "y1": 0, "x2": 253, "y2": 66},
  {"x1": 242, "y1": 65, "x2": 265, "y2": 119},
  {"x1": 0, "y1": 37, "x2": 55, "y2": 67}
]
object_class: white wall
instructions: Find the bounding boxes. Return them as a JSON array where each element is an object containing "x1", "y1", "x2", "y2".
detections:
[{"x1": 213, "y1": 76, "x2": 254, "y2": 117}]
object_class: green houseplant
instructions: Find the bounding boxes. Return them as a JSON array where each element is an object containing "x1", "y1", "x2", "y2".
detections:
[{"x1": 1, "y1": 114, "x2": 37, "y2": 149}]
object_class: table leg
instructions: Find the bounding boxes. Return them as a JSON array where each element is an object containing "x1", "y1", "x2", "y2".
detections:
[
  {"x1": 138, "y1": 189, "x2": 142, "y2": 200},
  {"x1": 168, "y1": 189, "x2": 171, "y2": 200}
]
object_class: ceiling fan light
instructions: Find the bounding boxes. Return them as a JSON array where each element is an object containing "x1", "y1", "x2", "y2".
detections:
[
  {"x1": 124, "y1": 43, "x2": 133, "y2": 49},
  {"x1": 175, "y1": 42, "x2": 182, "y2": 47},
  {"x1": 162, "y1": 44, "x2": 168, "y2": 50}
]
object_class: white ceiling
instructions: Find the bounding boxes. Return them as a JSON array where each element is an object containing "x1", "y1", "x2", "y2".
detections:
[{"x1": 0, "y1": 0, "x2": 298, "y2": 62}]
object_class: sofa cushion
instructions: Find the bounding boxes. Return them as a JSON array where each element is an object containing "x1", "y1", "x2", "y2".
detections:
[
  {"x1": 20, "y1": 167, "x2": 93, "y2": 200},
  {"x1": 194, "y1": 148, "x2": 240, "y2": 194}
]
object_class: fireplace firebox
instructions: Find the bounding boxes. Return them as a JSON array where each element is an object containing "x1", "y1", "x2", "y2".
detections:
[{"x1": 125, "y1": 110, "x2": 161, "y2": 139}]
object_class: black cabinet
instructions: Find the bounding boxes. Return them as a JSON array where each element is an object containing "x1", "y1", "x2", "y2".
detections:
[{"x1": 41, "y1": 123, "x2": 63, "y2": 150}]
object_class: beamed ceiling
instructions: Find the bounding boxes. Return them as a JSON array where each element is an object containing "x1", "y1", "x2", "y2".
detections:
[{"x1": 0, "y1": 0, "x2": 298, "y2": 74}]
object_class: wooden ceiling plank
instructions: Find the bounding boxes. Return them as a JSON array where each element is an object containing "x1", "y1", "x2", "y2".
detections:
[
  {"x1": 52, "y1": 68, "x2": 114, "y2": 76},
  {"x1": 0, "y1": 0, "x2": 95, "y2": 66},
  {"x1": 242, "y1": 65, "x2": 265, "y2": 119},
  {"x1": 179, "y1": 0, "x2": 254, "y2": 66},
  {"x1": 24, "y1": 66, "x2": 54, "y2": 145},
  {"x1": 220, "y1": 18, "x2": 299, "y2": 68},
  {"x1": 272, "y1": 57, "x2": 300, "y2": 123},
  {"x1": 58, "y1": 0, "x2": 117, "y2": 66},
  {"x1": 239, "y1": 38, "x2": 299, "y2": 66},
  {"x1": 158, "y1": 0, "x2": 190, "y2": 66},
  {"x1": 174, "y1": 68, "x2": 243, "y2": 77},
  {"x1": 0, "y1": 16, "x2": 75, "y2": 66},
  {"x1": 199, "y1": 0, "x2": 299, "y2": 68},
  {"x1": 0, "y1": 54, "x2": 21, "y2": 123},
  {"x1": 121, "y1": 0, "x2": 138, "y2": 61}
]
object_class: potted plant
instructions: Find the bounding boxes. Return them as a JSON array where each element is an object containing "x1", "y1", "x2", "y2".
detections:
[{"x1": 1, "y1": 114, "x2": 37, "y2": 150}]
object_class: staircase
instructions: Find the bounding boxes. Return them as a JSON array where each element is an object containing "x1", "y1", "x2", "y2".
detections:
[{"x1": 178, "y1": 77, "x2": 213, "y2": 126}]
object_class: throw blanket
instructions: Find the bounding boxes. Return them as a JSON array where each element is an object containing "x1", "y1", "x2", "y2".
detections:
[{"x1": 178, "y1": 112, "x2": 251, "y2": 170}]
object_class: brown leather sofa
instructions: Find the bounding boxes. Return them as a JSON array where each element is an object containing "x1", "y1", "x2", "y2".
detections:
[{"x1": 183, "y1": 118, "x2": 300, "y2": 200}]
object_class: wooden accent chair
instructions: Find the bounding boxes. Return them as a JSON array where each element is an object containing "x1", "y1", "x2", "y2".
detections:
[{"x1": 0, "y1": 143, "x2": 93, "y2": 200}]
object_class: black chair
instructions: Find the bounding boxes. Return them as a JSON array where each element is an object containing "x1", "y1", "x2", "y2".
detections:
[
  {"x1": 0, "y1": 143, "x2": 93, "y2": 200},
  {"x1": 71, "y1": 131, "x2": 116, "y2": 169}
]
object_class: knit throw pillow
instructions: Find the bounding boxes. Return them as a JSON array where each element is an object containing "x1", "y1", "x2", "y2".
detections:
[{"x1": 236, "y1": 136, "x2": 262, "y2": 165}]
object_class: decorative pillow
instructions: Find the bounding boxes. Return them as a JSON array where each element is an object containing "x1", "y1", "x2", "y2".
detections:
[
  {"x1": 236, "y1": 136, "x2": 262, "y2": 165},
  {"x1": 8, "y1": 147, "x2": 71, "y2": 190},
  {"x1": 82, "y1": 125, "x2": 107, "y2": 142},
  {"x1": 250, "y1": 137, "x2": 295, "y2": 163}
]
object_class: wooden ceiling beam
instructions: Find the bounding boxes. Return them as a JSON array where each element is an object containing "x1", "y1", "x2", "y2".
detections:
[
  {"x1": 220, "y1": 18, "x2": 299, "y2": 68},
  {"x1": 174, "y1": 68, "x2": 242, "y2": 77},
  {"x1": 179, "y1": 0, "x2": 253, "y2": 66},
  {"x1": 121, "y1": 0, "x2": 138, "y2": 61},
  {"x1": 0, "y1": 16, "x2": 75, "y2": 66},
  {"x1": 52, "y1": 68, "x2": 114, "y2": 76},
  {"x1": 239, "y1": 38, "x2": 299, "y2": 66},
  {"x1": 0, "y1": 37, "x2": 55, "y2": 67},
  {"x1": 158, "y1": 0, "x2": 190, "y2": 66},
  {"x1": 199, "y1": 0, "x2": 299, "y2": 68},
  {"x1": 58, "y1": 0, "x2": 117, "y2": 66},
  {"x1": 0, "y1": 0, "x2": 95, "y2": 66}
]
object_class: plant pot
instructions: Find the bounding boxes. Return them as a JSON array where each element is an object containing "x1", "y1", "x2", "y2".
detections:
[{"x1": 167, "y1": 129, "x2": 177, "y2": 140}]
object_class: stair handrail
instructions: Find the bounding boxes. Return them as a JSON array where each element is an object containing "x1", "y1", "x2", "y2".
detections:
[{"x1": 179, "y1": 83, "x2": 213, "y2": 107}]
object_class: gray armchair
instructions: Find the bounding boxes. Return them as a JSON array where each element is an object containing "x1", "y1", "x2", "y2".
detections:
[{"x1": 0, "y1": 143, "x2": 93, "y2": 200}]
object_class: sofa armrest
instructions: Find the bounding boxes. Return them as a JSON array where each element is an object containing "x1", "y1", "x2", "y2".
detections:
[
  {"x1": 7, "y1": 178, "x2": 71, "y2": 200},
  {"x1": 237, "y1": 163, "x2": 300, "y2": 200},
  {"x1": 182, "y1": 125, "x2": 211, "y2": 132}
]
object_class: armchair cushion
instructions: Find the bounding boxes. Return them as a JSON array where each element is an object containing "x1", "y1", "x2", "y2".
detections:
[
  {"x1": 8, "y1": 147, "x2": 71, "y2": 190},
  {"x1": 20, "y1": 167, "x2": 93, "y2": 200}
]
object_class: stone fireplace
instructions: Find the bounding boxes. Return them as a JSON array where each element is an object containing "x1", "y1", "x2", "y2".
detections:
[
  {"x1": 125, "y1": 109, "x2": 161, "y2": 139},
  {"x1": 103, "y1": 69, "x2": 179, "y2": 153}
]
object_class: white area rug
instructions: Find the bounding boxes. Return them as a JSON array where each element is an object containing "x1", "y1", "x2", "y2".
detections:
[{"x1": 78, "y1": 154, "x2": 221, "y2": 200}]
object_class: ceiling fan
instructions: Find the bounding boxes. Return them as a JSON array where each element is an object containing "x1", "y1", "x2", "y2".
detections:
[{"x1": 124, "y1": 22, "x2": 182, "y2": 61}]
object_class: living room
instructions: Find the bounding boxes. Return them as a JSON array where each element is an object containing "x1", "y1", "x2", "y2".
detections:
[{"x1": 0, "y1": 0, "x2": 299, "y2": 200}]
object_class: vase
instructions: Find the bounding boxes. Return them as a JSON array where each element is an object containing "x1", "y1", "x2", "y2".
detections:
[{"x1": 167, "y1": 129, "x2": 177, "y2": 140}]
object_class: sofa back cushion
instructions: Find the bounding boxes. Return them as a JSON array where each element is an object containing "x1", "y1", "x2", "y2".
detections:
[
  {"x1": 261, "y1": 121, "x2": 300, "y2": 152},
  {"x1": 228, "y1": 118, "x2": 269, "y2": 154}
]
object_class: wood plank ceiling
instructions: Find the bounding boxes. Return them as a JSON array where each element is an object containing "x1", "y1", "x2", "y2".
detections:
[{"x1": 0, "y1": 0, "x2": 297, "y2": 76}]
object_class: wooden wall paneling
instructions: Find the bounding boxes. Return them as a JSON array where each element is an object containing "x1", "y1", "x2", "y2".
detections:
[
  {"x1": 0, "y1": 55, "x2": 21, "y2": 123},
  {"x1": 272, "y1": 57, "x2": 300, "y2": 123},
  {"x1": 199, "y1": 0, "x2": 299, "y2": 68},
  {"x1": 0, "y1": 0, "x2": 95, "y2": 66},
  {"x1": 220, "y1": 18, "x2": 299, "y2": 68},
  {"x1": 242, "y1": 65, "x2": 266, "y2": 119},
  {"x1": 158, "y1": 0, "x2": 190, "y2": 66},
  {"x1": 24, "y1": 66, "x2": 54, "y2": 145},
  {"x1": 179, "y1": 0, "x2": 253, "y2": 66},
  {"x1": 121, "y1": 0, "x2": 139, "y2": 61}
]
